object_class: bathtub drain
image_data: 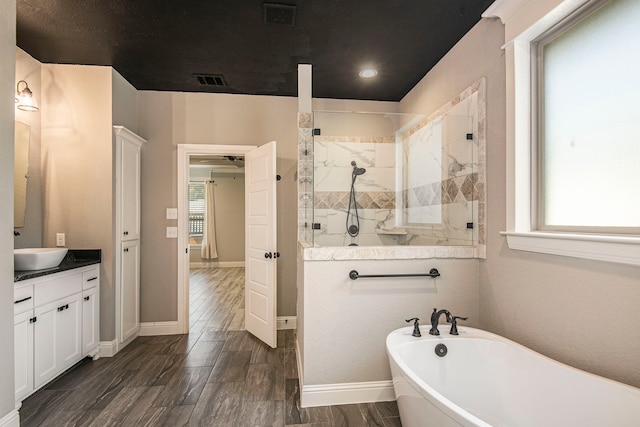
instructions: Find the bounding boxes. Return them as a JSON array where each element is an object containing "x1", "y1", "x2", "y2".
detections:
[{"x1": 435, "y1": 343, "x2": 448, "y2": 357}]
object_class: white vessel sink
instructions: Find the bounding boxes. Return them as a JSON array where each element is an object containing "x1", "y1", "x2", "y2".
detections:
[{"x1": 14, "y1": 248, "x2": 68, "y2": 271}]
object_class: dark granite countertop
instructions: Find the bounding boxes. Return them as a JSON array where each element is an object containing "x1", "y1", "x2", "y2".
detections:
[{"x1": 14, "y1": 249, "x2": 101, "y2": 282}]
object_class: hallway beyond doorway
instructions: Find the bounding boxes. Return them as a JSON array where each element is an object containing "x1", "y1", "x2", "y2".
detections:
[{"x1": 189, "y1": 267, "x2": 244, "y2": 333}]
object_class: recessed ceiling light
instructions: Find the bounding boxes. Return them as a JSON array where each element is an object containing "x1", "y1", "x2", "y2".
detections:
[{"x1": 359, "y1": 69, "x2": 378, "y2": 78}]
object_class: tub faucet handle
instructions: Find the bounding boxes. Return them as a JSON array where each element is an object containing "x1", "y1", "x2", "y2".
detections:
[
  {"x1": 405, "y1": 318, "x2": 421, "y2": 337},
  {"x1": 449, "y1": 315, "x2": 468, "y2": 335}
]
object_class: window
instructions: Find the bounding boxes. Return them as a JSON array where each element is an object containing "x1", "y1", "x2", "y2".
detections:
[
  {"x1": 189, "y1": 182, "x2": 205, "y2": 245},
  {"x1": 535, "y1": 0, "x2": 640, "y2": 233},
  {"x1": 485, "y1": 0, "x2": 640, "y2": 265}
]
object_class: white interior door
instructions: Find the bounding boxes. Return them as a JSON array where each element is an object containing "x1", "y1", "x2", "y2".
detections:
[{"x1": 245, "y1": 141, "x2": 277, "y2": 348}]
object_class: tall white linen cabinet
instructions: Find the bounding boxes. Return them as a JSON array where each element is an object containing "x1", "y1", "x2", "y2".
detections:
[{"x1": 113, "y1": 126, "x2": 146, "y2": 348}]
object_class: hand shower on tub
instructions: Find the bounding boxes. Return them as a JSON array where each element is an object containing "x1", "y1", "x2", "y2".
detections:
[{"x1": 346, "y1": 161, "x2": 366, "y2": 237}]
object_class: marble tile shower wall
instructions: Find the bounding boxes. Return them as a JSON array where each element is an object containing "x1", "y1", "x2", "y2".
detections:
[
  {"x1": 399, "y1": 98, "x2": 479, "y2": 246},
  {"x1": 313, "y1": 136, "x2": 397, "y2": 247}
]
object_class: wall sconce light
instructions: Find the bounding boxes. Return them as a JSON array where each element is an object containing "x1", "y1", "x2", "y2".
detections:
[{"x1": 15, "y1": 80, "x2": 39, "y2": 112}]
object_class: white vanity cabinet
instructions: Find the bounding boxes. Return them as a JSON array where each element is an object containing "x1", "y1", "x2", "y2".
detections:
[
  {"x1": 82, "y1": 269, "x2": 100, "y2": 355},
  {"x1": 13, "y1": 286, "x2": 34, "y2": 402},
  {"x1": 34, "y1": 291, "x2": 82, "y2": 389},
  {"x1": 14, "y1": 264, "x2": 100, "y2": 403}
]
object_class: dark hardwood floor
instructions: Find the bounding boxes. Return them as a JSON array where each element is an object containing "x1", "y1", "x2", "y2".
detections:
[{"x1": 19, "y1": 267, "x2": 402, "y2": 426}]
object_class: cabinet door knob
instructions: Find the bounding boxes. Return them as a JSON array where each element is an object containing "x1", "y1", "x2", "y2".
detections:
[
  {"x1": 264, "y1": 252, "x2": 272, "y2": 259},
  {"x1": 124, "y1": 248, "x2": 129, "y2": 252},
  {"x1": 123, "y1": 231, "x2": 129, "y2": 236},
  {"x1": 84, "y1": 296, "x2": 90, "y2": 301},
  {"x1": 30, "y1": 317, "x2": 37, "y2": 323}
]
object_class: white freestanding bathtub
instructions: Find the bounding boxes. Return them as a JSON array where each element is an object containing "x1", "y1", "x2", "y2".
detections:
[{"x1": 387, "y1": 325, "x2": 640, "y2": 427}]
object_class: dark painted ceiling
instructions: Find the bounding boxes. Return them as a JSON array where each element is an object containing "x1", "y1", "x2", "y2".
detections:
[{"x1": 16, "y1": 0, "x2": 494, "y2": 102}]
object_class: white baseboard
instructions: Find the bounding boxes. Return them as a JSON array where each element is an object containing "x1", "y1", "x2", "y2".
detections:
[
  {"x1": 296, "y1": 339, "x2": 304, "y2": 404},
  {"x1": 300, "y1": 380, "x2": 396, "y2": 408},
  {"x1": 189, "y1": 261, "x2": 245, "y2": 268},
  {"x1": 139, "y1": 321, "x2": 180, "y2": 336},
  {"x1": 277, "y1": 316, "x2": 296, "y2": 330},
  {"x1": 0, "y1": 409, "x2": 19, "y2": 427},
  {"x1": 99, "y1": 331, "x2": 139, "y2": 357},
  {"x1": 135, "y1": 318, "x2": 291, "y2": 336},
  {"x1": 99, "y1": 339, "x2": 118, "y2": 358}
]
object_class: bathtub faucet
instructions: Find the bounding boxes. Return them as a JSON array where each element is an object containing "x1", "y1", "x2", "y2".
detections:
[
  {"x1": 429, "y1": 308, "x2": 452, "y2": 336},
  {"x1": 430, "y1": 308, "x2": 469, "y2": 335}
]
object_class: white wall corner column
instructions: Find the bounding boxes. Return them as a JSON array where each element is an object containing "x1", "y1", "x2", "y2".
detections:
[{"x1": 296, "y1": 64, "x2": 313, "y2": 405}]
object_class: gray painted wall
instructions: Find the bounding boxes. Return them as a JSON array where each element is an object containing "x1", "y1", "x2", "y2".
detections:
[
  {"x1": 401, "y1": 17, "x2": 640, "y2": 388},
  {"x1": 137, "y1": 91, "x2": 300, "y2": 320},
  {"x1": 1, "y1": 0, "x2": 17, "y2": 420},
  {"x1": 112, "y1": 70, "x2": 139, "y2": 134}
]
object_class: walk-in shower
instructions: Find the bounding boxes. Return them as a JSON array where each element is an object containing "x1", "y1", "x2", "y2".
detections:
[{"x1": 301, "y1": 80, "x2": 486, "y2": 248}]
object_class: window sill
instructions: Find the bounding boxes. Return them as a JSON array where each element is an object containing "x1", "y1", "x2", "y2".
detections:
[{"x1": 500, "y1": 231, "x2": 640, "y2": 266}]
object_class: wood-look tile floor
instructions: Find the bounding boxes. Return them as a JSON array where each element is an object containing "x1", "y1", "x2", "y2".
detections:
[{"x1": 19, "y1": 267, "x2": 402, "y2": 426}]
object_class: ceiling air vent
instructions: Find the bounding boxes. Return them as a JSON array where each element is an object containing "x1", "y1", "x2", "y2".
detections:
[
  {"x1": 263, "y1": 3, "x2": 296, "y2": 26},
  {"x1": 194, "y1": 74, "x2": 227, "y2": 87}
]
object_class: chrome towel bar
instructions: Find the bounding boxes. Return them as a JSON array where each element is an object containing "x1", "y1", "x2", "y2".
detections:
[{"x1": 348, "y1": 268, "x2": 440, "y2": 280}]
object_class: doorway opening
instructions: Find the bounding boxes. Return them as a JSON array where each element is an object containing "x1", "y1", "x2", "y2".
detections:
[
  {"x1": 187, "y1": 155, "x2": 246, "y2": 333},
  {"x1": 177, "y1": 144, "x2": 256, "y2": 335}
]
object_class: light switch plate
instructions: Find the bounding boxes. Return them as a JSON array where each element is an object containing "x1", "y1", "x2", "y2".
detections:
[
  {"x1": 166, "y1": 208, "x2": 178, "y2": 219},
  {"x1": 166, "y1": 227, "x2": 178, "y2": 238}
]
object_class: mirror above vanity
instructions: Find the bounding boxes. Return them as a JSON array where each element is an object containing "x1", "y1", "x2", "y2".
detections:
[{"x1": 14, "y1": 120, "x2": 30, "y2": 228}]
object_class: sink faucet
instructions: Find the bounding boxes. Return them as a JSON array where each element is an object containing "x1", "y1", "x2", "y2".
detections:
[{"x1": 429, "y1": 308, "x2": 452, "y2": 336}]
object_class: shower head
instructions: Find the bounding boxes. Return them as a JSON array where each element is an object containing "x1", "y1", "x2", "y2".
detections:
[{"x1": 351, "y1": 161, "x2": 366, "y2": 176}]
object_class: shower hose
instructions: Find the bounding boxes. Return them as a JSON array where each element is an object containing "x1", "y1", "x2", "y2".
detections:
[{"x1": 346, "y1": 172, "x2": 360, "y2": 237}]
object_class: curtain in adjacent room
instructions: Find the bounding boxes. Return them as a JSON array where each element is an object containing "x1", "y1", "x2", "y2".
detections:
[{"x1": 200, "y1": 180, "x2": 218, "y2": 259}]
